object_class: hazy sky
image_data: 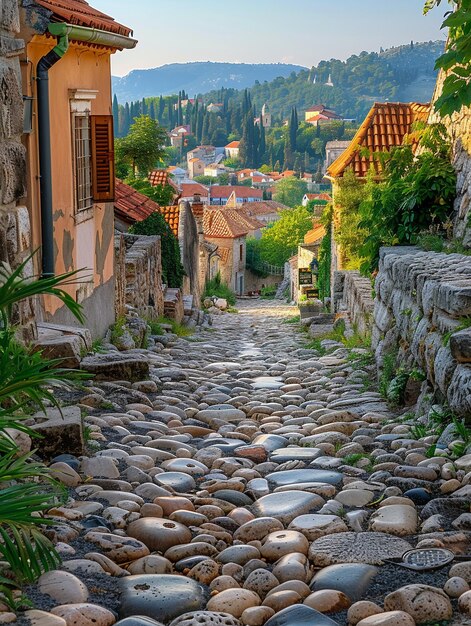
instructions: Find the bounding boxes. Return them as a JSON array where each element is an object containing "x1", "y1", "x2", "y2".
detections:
[{"x1": 92, "y1": 0, "x2": 447, "y2": 77}]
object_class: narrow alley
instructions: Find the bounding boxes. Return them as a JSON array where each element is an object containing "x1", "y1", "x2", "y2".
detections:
[{"x1": 28, "y1": 300, "x2": 470, "y2": 626}]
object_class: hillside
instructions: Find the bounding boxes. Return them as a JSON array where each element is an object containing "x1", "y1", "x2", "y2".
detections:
[
  {"x1": 203, "y1": 41, "x2": 445, "y2": 121},
  {"x1": 112, "y1": 62, "x2": 305, "y2": 102}
]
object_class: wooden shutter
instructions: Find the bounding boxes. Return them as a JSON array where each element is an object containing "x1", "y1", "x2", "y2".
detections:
[{"x1": 91, "y1": 115, "x2": 115, "y2": 202}]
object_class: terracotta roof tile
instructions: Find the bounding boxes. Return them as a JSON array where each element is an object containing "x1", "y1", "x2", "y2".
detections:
[
  {"x1": 305, "y1": 193, "x2": 332, "y2": 202},
  {"x1": 158, "y1": 205, "x2": 180, "y2": 237},
  {"x1": 180, "y1": 183, "x2": 209, "y2": 198},
  {"x1": 304, "y1": 224, "x2": 326, "y2": 245},
  {"x1": 148, "y1": 169, "x2": 180, "y2": 194},
  {"x1": 33, "y1": 0, "x2": 132, "y2": 37},
  {"x1": 203, "y1": 209, "x2": 250, "y2": 239},
  {"x1": 225, "y1": 141, "x2": 240, "y2": 148},
  {"x1": 210, "y1": 186, "x2": 263, "y2": 200},
  {"x1": 114, "y1": 180, "x2": 158, "y2": 223},
  {"x1": 327, "y1": 102, "x2": 430, "y2": 179}
]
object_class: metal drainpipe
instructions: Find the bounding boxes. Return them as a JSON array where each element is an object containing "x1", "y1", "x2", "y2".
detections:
[{"x1": 36, "y1": 25, "x2": 69, "y2": 278}]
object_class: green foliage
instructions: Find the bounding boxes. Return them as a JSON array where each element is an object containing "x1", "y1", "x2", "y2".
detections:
[
  {"x1": 318, "y1": 204, "x2": 333, "y2": 300},
  {"x1": 358, "y1": 124, "x2": 457, "y2": 274},
  {"x1": 128, "y1": 178, "x2": 175, "y2": 207},
  {"x1": 335, "y1": 170, "x2": 369, "y2": 270},
  {"x1": 258, "y1": 205, "x2": 313, "y2": 266},
  {"x1": 283, "y1": 314, "x2": 300, "y2": 324},
  {"x1": 129, "y1": 211, "x2": 184, "y2": 288},
  {"x1": 154, "y1": 316, "x2": 193, "y2": 337},
  {"x1": 425, "y1": 1, "x2": 471, "y2": 116},
  {"x1": 379, "y1": 351, "x2": 398, "y2": 399},
  {"x1": 203, "y1": 272, "x2": 237, "y2": 306},
  {"x1": 0, "y1": 257, "x2": 88, "y2": 593},
  {"x1": 260, "y1": 285, "x2": 277, "y2": 299},
  {"x1": 273, "y1": 177, "x2": 308, "y2": 208},
  {"x1": 116, "y1": 115, "x2": 168, "y2": 177}
]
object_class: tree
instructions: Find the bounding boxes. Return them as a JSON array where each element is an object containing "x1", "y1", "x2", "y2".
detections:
[
  {"x1": 258, "y1": 206, "x2": 313, "y2": 265},
  {"x1": 112, "y1": 94, "x2": 119, "y2": 132},
  {"x1": 424, "y1": 1, "x2": 471, "y2": 115},
  {"x1": 115, "y1": 115, "x2": 168, "y2": 178},
  {"x1": 273, "y1": 176, "x2": 308, "y2": 207}
]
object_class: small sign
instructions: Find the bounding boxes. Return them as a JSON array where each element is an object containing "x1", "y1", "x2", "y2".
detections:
[
  {"x1": 306, "y1": 288, "x2": 319, "y2": 299},
  {"x1": 299, "y1": 268, "x2": 313, "y2": 286}
]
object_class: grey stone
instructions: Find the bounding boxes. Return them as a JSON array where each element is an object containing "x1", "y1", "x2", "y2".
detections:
[
  {"x1": 309, "y1": 532, "x2": 412, "y2": 566},
  {"x1": 270, "y1": 448, "x2": 323, "y2": 463},
  {"x1": 264, "y1": 605, "x2": 340, "y2": 626},
  {"x1": 310, "y1": 563, "x2": 379, "y2": 602},
  {"x1": 115, "y1": 619, "x2": 165, "y2": 626},
  {"x1": 30, "y1": 407, "x2": 83, "y2": 461},
  {"x1": 251, "y1": 491, "x2": 324, "y2": 525},
  {"x1": 80, "y1": 353, "x2": 150, "y2": 382},
  {"x1": 154, "y1": 472, "x2": 196, "y2": 493},
  {"x1": 266, "y1": 469, "x2": 343, "y2": 488},
  {"x1": 252, "y1": 435, "x2": 289, "y2": 452},
  {"x1": 119, "y1": 575, "x2": 208, "y2": 622},
  {"x1": 450, "y1": 329, "x2": 471, "y2": 363}
]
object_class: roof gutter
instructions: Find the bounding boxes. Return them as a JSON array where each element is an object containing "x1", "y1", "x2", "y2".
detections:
[{"x1": 48, "y1": 23, "x2": 138, "y2": 50}]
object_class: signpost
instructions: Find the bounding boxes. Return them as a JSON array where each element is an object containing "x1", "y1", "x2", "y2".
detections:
[{"x1": 299, "y1": 268, "x2": 313, "y2": 286}]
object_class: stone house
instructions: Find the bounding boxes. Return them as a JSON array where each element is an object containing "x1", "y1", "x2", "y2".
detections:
[
  {"x1": 237, "y1": 201, "x2": 287, "y2": 226},
  {"x1": 324, "y1": 140, "x2": 351, "y2": 172},
  {"x1": 180, "y1": 183, "x2": 209, "y2": 205},
  {"x1": 225, "y1": 141, "x2": 240, "y2": 160},
  {"x1": 304, "y1": 105, "x2": 342, "y2": 125},
  {"x1": 11, "y1": 0, "x2": 136, "y2": 338},
  {"x1": 203, "y1": 208, "x2": 252, "y2": 295},
  {"x1": 188, "y1": 157, "x2": 205, "y2": 179}
]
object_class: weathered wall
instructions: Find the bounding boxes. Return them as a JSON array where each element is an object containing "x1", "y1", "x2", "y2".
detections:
[
  {"x1": 429, "y1": 70, "x2": 471, "y2": 245},
  {"x1": 178, "y1": 200, "x2": 200, "y2": 302},
  {"x1": 0, "y1": 0, "x2": 36, "y2": 339},
  {"x1": 373, "y1": 247, "x2": 471, "y2": 416},
  {"x1": 245, "y1": 270, "x2": 281, "y2": 294},
  {"x1": 115, "y1": 234, "x2": 164, "y2": 320},
  {"x1": 333, "y1": 270, "x2": 375, "y2": 338}
]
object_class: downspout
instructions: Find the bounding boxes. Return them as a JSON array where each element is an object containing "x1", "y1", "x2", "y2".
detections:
[
  {"x1": 37, "y1": 24, "x2": 69, "y2": 278},
  {"x1": 37, "y1": 24, "x2": 137, "y2": 278}
]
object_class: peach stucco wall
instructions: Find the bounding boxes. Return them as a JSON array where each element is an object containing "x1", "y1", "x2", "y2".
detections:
[{"x1": 23, "y1": 36, "x2": 115, "y2": 318}]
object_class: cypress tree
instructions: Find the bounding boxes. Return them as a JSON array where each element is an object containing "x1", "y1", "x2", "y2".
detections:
[
  {"x1": 123, "y1": 102, "x2": 131, "y2": 135},
  {"x1": 158, "y1": 96, "x2": 165, "y2": 123},
  {"x1": 259, "y1": 121, "x2": 266, "y2": 166},
  {"x1": 112, "y1": 94, "x2": 119, "y2": 133},
  {"x1": 141, "y1": 97, "x2": 147, "y2": 115}
]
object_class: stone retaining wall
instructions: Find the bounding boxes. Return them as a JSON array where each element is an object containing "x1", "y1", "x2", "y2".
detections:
[
  {"x1": 0, "y1": 0, "x2": 36, "y2": 339},
  {"x1": 115, "y1": 234, "x2": 164, "y2": 320},
  {"x1": 373, "y1": 247, "x2": 471, "y2": 416},
  {"x1": 333, "y1": 270, "x2": 375, "y2": 338}
]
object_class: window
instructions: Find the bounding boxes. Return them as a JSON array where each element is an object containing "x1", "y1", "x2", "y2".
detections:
[
  {"x1": 72, "y1": 113, "x2": 93, "y2": 212},
  {"x1": 69, "y1": 90, "x2": 114, "y2": 213},
  {"x1": 239, "y1": 244, "x2": 243, "y2": 262}
]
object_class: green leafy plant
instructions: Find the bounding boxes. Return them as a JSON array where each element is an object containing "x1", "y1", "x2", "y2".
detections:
[
  {"x1": 379, "y1": 351, "x2": 398, "y2": 399},
  {"x1": 424, "y1": 1, "x2": 471, "y2": 116},
  {"x1": 0, "y1": 255, "x2": 85, "y2": 590},
  {"x1": 283, "y1": 314, "x2": 300, "y2": 324},
  {"x1": 203, "y1": 273, "x2": 237, "y2": 306},
  {"x1": 260, "y1": 285, "x2": 277, "y2": 299}
]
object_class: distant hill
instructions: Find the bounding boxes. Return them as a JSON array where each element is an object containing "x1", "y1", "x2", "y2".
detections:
[
  {"x1": 112, "y1": 62, "x2": 306, "y2": 102},
  {"x1": 201, "y1": 41, "x2": 445, "y2": 122}
]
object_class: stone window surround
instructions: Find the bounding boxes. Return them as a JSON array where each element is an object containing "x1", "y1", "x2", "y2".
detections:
[{"x1": 69, "y1": 89, "x2": 98, "y2": 225}]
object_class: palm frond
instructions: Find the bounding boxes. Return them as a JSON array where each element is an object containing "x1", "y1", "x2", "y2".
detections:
[{"x1": 0, "y1": 527, "x2": 60, "y2": 582}]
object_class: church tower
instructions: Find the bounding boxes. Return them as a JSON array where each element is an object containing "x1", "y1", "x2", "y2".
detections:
[{"x1": 261, "y1": 103, "x2": 272, "y2": 128}]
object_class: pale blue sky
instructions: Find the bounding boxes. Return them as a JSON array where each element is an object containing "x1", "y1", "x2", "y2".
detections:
[{"x1": 92, "y1": 0, "x2": 447, "y2": 77}]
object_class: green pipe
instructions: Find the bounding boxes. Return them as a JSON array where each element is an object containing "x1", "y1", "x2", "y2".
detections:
[{"x1": 48, "y1": 23, "x2": 137, "y2": 50}]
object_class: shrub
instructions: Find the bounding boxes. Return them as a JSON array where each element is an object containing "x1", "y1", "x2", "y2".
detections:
[
  {"x1": 0, "y1": 256, "x2": 86, "y2": 598},
  {"x1": 202, "y1": 272, "x2": 237, "y2": 306},
  {"x1": 129, "y1": 211, "x2": 184, "y2": 288}
]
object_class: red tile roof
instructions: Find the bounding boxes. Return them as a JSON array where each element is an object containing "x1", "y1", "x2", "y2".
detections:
[
  {"x1": 159, "y1": 205, "x2": 180, "y2": 237},
  {"x1": 33, "y1": 0, "x2": 132, "y2": 37},
  {"x1": 148, "y1": 169, "x2": 180, "y2": 194},
  {"x1": 305, "y1": 193, "x2": 332, "y2": 202},
  {"x1": 304, "y1": 224, "x2": 326, "y2": 245},
  {"x1": 210, "y1": 186, "x2": 263, "y2": 200},
  {"x1": 114, "y1": 180, "x2": 158, "y2": 224},
  {"x1": 204, "y1": 209, "x2": 250, "y2": 239},
  {"x1": 180, "y1": 183, "x2": 209, "y2": 198},
  {"x1": 327, "y1": 102, "x2": 430, "y2": 179},
  {"x1": 225, "y1": 141, "x2": 240, "y2": 149}
]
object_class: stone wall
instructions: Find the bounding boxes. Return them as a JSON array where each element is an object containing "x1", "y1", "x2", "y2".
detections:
[
  {"x1": 429, "y1": 70, "x2": 471, "y2": 245},
  {"x1": 333, "y1": 270, "x2": 375, "y2": 338},
  {"x1": 115, "y1": 234, "x2": 164, "y2": 320},
  {"x1": 0, "y1": 0, "x2": 36, "y2": 339},
  {"x1": 373, "y1": 247, "x2": 471, "y2": 417}
]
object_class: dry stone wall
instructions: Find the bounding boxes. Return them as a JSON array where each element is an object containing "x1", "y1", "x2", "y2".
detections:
[
  {"x1": 114, "y1": 234, "x2": 164, "y2": 320},
  {"x1": 333, "y1": 270, "x2": 375, "y2": 338},
  {"x1": 373, "y1": 247, "x2": 471, "y2": 416},
  {"x1": 0, "y1": 0, "x2": 36, "y2": 339}
]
